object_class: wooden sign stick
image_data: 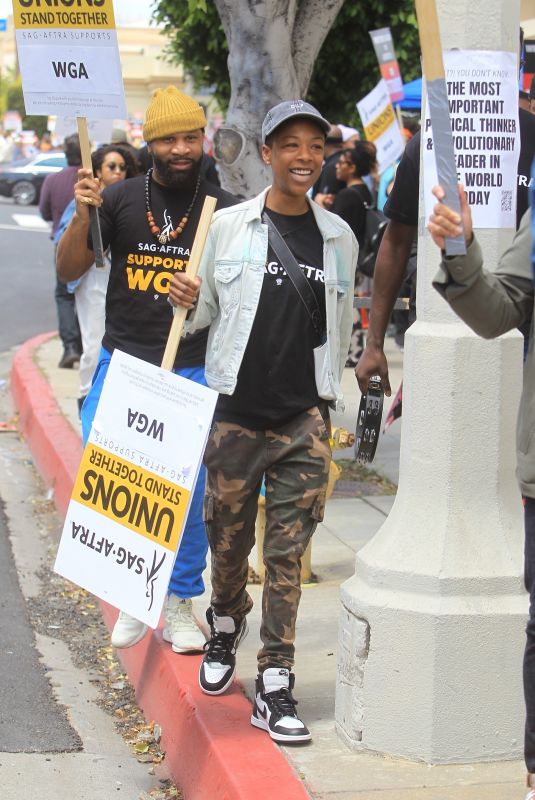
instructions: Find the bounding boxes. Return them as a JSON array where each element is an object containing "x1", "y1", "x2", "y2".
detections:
[
  {"x1": 414, "y1": 0, "x2": 466, "y2": 256},
  {"x1": 76, "y1": 116, "x2": 106, "y2": 268},
  {"x1": 160, "y1": 194, "x2": 217, "y2": 372}
]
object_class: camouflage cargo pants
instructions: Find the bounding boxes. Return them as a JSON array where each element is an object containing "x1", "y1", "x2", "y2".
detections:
[{"x1": 203, "y1": 405, "x2": 331, "y2": 671}]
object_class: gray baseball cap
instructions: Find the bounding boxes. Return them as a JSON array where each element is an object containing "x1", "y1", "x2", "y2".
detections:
[{"x1": 261, "y1": 100, "x2": 330, "y2": 143}]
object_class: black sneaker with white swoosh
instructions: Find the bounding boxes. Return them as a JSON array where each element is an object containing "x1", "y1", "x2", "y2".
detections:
[
  {"x1": 199, "y1": 607, "x2": 248, "y2": 695},
  {"x1": 250, "y1": 668, "x2": 311, "y2": 743}
]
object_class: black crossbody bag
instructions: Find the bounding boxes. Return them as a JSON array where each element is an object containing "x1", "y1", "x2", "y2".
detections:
[
  {"x1": 262, "y1": 211, "x2": 335, "y2": 401},
  {"x1": 262, "y1": 211, "x2": 324, "y2": 338}
]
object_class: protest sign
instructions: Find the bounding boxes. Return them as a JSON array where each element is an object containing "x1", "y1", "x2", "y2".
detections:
[
  {"x1": 52, "y1": 115, "x2": 113, "y2": 147},
  {"x1": 423, "y1": 50, "x2": 520, "y2": 229},
  {"x1": 369, "y1": 28, "x2": 404, "y2": 104},
  {"x1": 12, "y1": 0, "x2": 126, "y2": 266},
  {"x1": 3, "y1": 110, "x2": 21, "y2": 132},
  {"x1": 54, "y1": 349, "x2": 218, "y2": 628},
  {"x1": 356, "y1": 79, "x2": 405, "y2": 174},
  {"x1": 11, "y1": 0, "x2": 126, "y2": 118},
  {"x1": 54, "y1": 195, "x2": 218, "y2": 628}
]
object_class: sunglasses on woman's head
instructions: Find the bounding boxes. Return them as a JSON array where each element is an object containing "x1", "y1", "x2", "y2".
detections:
[{"x1": 106, "y1": 162, "x2": 127, "y2": 172}]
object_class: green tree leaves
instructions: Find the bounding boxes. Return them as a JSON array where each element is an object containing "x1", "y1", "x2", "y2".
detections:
[{"x1": 152, "y1": 0, "x2": 421, "y2": 124}]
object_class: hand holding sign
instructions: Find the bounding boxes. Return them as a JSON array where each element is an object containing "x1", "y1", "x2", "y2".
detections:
[
  {"x1": 74, "y1": 169, "x2": 102, "y2": 210},
  {"x1": 428, "y1": 183, "x2": 474, "y2": 251}
]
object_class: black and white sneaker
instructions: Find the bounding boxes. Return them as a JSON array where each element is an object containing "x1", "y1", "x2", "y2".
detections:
[
  {"x1": 198, "y1": 607, "x2": 248, "y2": 695},
  {"x1": 251, "y1": 668, "x2": 311, "y2": 743}
]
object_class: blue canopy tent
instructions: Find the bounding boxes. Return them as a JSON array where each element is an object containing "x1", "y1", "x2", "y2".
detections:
[{"x1": 398, "y1": 77, "x2": 422, "y2": 110}]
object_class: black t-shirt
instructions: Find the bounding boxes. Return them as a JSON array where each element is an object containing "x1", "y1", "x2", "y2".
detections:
[
  {"x1": 331, "y1": 183, "x2": 372, "y2": 246},
  {"x1": 518, "y1": 108, "x2": 535, "y2": 227},
  {"x1": 90, "y1": 175, "x2": 236, "y2": 369},
  {"x1": 312, "y1": 151, "x2": 345, "y2": 198},
  {"x1": 215, "y1": 207, "x2": 325, "y2": 430},
  {"x1": 384, "y1": 130, "x2": 420, "y2": 227},
  {"x1": 386, "y1": 114, "x2": 535, "y2": 230}
]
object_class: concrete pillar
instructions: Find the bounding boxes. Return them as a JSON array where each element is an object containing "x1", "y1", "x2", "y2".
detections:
[{"x1": 336, "y1": 0, "x2": 527, "y2": 762}]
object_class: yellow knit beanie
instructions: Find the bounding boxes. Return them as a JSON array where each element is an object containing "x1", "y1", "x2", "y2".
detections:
[{"x1": 143, "y1": 86, "x2": 207, "y2": 142}]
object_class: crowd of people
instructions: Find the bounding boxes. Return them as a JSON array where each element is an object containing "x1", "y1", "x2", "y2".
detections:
[{"x1": 24, "y1": 58, "x2": 535, "y2": 792}]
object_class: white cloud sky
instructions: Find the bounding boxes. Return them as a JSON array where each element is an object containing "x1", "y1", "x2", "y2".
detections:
[{"x1": 0, "y1": 0, "x2": 158, "y2": 27}]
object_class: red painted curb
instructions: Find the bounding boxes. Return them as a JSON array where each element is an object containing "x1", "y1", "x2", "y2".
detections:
[
  {"x1": 10, "y1": 333, "x2": 311, "y2": 800},
  {"x1": 11, "y1": 332, "x2": 82, "y2": 517}
]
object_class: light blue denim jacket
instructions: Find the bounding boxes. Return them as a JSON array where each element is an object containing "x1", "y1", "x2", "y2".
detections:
[{"x1": 184, "y1": 187, "x2": 358, "y2": 412}]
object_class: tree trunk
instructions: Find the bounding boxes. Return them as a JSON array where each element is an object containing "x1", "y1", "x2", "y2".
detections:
[{"x1": 213, "y1": 0, "x2": 345, "y2": 197}]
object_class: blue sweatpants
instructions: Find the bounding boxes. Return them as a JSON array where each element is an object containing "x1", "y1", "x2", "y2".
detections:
[{"x1": 81, "y1": 347, "x2": 208, "y2": 599}]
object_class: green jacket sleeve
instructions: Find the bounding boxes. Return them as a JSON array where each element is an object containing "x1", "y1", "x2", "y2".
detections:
[{"x1": 433, "y1": 210, "x2": 533, "y2": 338}]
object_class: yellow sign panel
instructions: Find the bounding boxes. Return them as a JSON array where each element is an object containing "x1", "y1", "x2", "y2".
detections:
[
  {"x1": 12, "y1": 0, "x2": 115, "y2": 29},
  {"x1": 364, "y1": 103, "x2": 396, "y2": 142},
  {"x1": 72, "y1": 444, "x2": 189, "y2": 552}
]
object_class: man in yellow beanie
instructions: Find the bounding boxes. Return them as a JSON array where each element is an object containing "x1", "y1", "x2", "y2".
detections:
[{"x1": 56, "y1": 86, "x2": 236, "y2": 654}]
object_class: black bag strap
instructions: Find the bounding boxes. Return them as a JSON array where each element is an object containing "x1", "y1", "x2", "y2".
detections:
[{"x1": 262, "y1": 211, "x2": 324, "y2": 338}]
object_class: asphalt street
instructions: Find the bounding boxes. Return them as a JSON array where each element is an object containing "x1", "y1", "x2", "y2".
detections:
[
  {"x1": 0, "y1": 196, "x2": 57, "y2": 351},
  {"x1": 0, "y1": 493, "x2": 82, "y2": 752},
  {"x1": 0, "y1": 199, "x2": 165, "y2": 797},
  {"x1": 0, "y1": 199, "x2": 68, "y2": 752}
]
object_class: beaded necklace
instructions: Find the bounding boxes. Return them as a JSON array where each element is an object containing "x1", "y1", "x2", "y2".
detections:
[{"x1": 144, "y1": 168, "x2": 201, "y2": 245}]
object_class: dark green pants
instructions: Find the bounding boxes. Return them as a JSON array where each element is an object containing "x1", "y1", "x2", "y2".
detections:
[{"x1": 203, "y1": 406, "x2": 331, "y2": 671}]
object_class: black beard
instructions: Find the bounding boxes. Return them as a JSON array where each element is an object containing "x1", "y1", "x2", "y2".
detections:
[{"x1": 151, "y1": 154, "x2": 201, "y2": 189}]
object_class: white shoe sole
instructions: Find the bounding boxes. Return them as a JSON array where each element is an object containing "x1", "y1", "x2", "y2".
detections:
[
  {"x1": 171, "y1": 641, "x2": 205, "y2": 654},
  {"x1": 111, "y1": 624, "x2": 148, "y2": 649},
  {"x1": 198, "y1": 665, "x2": 236, "y2": 695},
  {"x1": 162, "y1": 628, "x2": 206, "y2": 653},
  {"x1": 198, "y1": 620, "x2": 248, "y2": 694},
  {"x1": 250, "y1": 715, "x2": 312, "y2": 743}
]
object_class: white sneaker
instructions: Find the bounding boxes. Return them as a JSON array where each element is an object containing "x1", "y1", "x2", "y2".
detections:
[
  {"x1": 162, "y1": 595, "x2": 206, "y2": 653},
  {"x1": 111, "y1": 611, "x2": 148, "y2": 648}
]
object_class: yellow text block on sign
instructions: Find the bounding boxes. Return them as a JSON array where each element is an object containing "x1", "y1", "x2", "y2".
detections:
[
  {"x1": 12, "y1": 0, "x2": 116, "y2": 29},
  {"x1": 72, "y1": 443, "x2": 190, "y2": 552},
  {"x1": 364, "y1": 102, "x2": 396, "y2": 142}
]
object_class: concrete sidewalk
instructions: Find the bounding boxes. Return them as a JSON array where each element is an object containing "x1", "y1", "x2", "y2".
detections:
[{"x1": 11, "y1": 333, "x2": 525, "y2": 799}]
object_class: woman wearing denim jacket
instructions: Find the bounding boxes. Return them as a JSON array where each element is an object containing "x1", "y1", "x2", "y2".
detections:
[{"x1": 170, "y1": 100, "x2": 358, "y2": 744}]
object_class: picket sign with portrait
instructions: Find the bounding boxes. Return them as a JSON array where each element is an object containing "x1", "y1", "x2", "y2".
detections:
[
  {"x1": 423, "y1": 50, "x2": 520, "y2": 229},
  {"x1": 54, "y1": 349, "x2": 218, "y2": 628},
  {"x1": 356, "y1": 79, "x2": 405, "y2": 175},
  {"x1": 11, "y1": 0, "x2": 126, "y2": 119}
]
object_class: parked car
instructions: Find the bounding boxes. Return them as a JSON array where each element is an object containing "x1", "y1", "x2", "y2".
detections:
[{"x1": 0, "y1": 152, "x2": 67, "y2": 205}]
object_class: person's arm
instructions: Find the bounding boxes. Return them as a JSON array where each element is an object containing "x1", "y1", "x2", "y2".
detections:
[
  {"x1": 56, "y1": 168, "x2": 101, "y2": 282},
  {"x1": 430, "y1": 185, "x2": 533, "y2": 337},
  {"x1": 39, "y1": 174, "x2": 53, "y2": 222},
  {"x1": 355, "y1": 219, "x2": 415, "y2": 395},
  {"x1": 314, "y1": 192, "x2": 335, "y2": 209}
]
